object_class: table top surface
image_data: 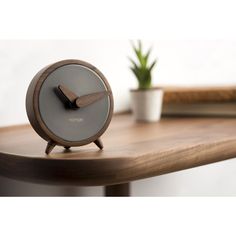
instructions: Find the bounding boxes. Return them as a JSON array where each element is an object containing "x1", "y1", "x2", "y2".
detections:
[{"x1": 1, "y1": 113, "x2": 236, "y2": 186}]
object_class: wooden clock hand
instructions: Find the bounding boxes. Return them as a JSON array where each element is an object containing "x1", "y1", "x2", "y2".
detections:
[
  {"x1": 58, "y1": 85, "x2": 78, "y2": 104},
  {"x1": 75, "y1": 91, "x2": 111, "y2": 108},
  {"x1": 58, "y1": 84, "x2": 110, "y2": 108}
]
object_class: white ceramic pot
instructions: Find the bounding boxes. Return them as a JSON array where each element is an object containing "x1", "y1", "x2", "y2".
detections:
[{"x1": 130, "y1": 88, "x2": 163, "y2": 122}]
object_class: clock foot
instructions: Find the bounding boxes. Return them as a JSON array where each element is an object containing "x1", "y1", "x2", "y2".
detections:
[
  {"x1": 94, "y1": 138, "x2": 103, "y2": 150},
  {"x1": 64, "y1": 146, "x2": 71, "y2": 150},
  {"x1": 45, "y1": 141, "x2": 56, "y2": 154}
]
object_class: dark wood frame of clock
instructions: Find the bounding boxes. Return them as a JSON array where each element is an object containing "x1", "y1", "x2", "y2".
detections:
[{"x1": 26, "y1": 59, "x2": 114, "y2": 154}]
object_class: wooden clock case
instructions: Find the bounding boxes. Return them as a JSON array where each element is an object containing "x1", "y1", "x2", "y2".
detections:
[{"x1": 26, "y1": 59, "x2": 114, "y2": 154}]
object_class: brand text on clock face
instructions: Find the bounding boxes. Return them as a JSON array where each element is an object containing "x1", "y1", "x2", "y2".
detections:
[{"x1": 68, "y1": 118, "x2": 84, "y2": 123}]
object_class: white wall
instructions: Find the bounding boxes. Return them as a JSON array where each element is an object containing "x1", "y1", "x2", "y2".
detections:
[
  {"x1": 1, "y1": 40, "x2": 236, "y2": 196},
  {"x1": 0, "y1": 40, "x2": 133, "y2": 126}
]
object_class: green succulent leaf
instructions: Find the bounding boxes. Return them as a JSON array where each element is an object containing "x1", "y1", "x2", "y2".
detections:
[
  {"x1": 144, "y1": 48, "x2": 152, "y2": 66},
  {"x1": 149, "y1": 60, "x2": 157, "y2": 72},
  {"x1": 129, "y1": 41, "x2": 157, "y2": 89},
  {"x1": 128, "y1": 57, "x2": 137, "y2": 68},
  {"x1": 138, "y1": 40, "x2": 142, "y2": 52}
]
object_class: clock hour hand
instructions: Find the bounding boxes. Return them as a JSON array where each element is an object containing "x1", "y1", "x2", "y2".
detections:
[
  {"x1": 58, "y1": 85, "x2": 110, "y2": 108},
  {"x1": 75, "y1": 91, "x2": 111, "y2": 108},
  {"x1": 58, "y1": 85, "x2": 78, "y2": 104}
]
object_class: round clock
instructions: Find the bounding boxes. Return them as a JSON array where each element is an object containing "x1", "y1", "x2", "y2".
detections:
[{"x1": 26, "y1": 59, "x2": 114, "y2": 154}]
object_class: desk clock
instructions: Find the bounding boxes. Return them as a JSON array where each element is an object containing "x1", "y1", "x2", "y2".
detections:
[{"x1": 26, "y1": 59, "x2": 113, "y2": 154}]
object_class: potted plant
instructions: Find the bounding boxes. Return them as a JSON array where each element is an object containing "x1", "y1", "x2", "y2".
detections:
[{"x1": 129, "y1": 41, "x2": 163, "y2": 122}]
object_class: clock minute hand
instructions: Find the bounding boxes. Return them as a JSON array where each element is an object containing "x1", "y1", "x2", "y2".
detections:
[
  {"x1": 75, "y1": 91, "x2": 110, "y2": 108},
  {"x1": 58, "y1": 85, "x2": 78, "y2": 104},
  {"x1": 58, "y1": 85, "x2": 110, "y2": 108}
]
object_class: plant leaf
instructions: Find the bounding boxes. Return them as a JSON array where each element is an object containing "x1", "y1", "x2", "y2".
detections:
[
  {"x1": 144, "y1": 47, "x2": 152, "y2": 66},
  {"x1": 138, "y1": 40, "x2": 142, "y2": 53},
  {"x1": 130, "y1": 67, "x2": 140, "y2": 82},
  {"x1": 128, "y1": 57, "x2": 137, "y2": 67},
  {"x1": 129, "y1": 41, "x2": 157, "y2": 88},
  {"x1": 149, "y1": 60, "x2": 157, "y2": 71}
]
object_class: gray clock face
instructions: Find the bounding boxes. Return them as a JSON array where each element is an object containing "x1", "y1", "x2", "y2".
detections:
[{"x1": 38, "y1": 64, "x2": 111, "y2": 142}]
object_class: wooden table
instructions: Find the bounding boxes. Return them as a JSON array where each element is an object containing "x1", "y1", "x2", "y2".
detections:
[{"x1": 1, "y1": 114, "x2": 236, "y2": 196}]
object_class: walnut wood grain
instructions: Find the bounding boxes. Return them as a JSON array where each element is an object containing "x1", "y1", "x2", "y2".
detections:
[
  {"x1": 163, "y1": 86, "x2": 236, "y2": 104},
  {"x1": 1, "y1": 114, "x2": 236, "y2": 186},
  {"x1": 76, "y1": 91, "x2": 111, "y2": 108},
  {"x1": 94, "y1": 138, "x2": 103, "y2": 150},
  {"x1": 58, "y1": 84, "x2": 111, "y2": 108},
  {"x1": 45, "y1": 141, "x2": 56, "y2": 154},
  {"x1": 58, "y1": 84, "x2": 78, "y2": 104},
  {"x1": 105, "y1": 183, "x2": 130, "y2": 196}
]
